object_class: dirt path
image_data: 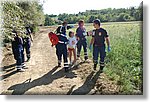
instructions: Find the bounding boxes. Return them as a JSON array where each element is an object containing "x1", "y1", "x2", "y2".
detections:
[{"x1": 0, "y1": 27, "x2": 118, "y2": 95}]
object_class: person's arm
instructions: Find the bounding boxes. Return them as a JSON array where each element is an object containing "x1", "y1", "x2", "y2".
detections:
[
  {"x1": 76, "y1": 28, "x2": 80, "y2": 41},
  {"x1": 29, "y1": 34, "x2": 33, "y2": 42},
  {"x1": 90, "y1": 30, "x2": 95, "y2": 45},
  {"x1": 67, "y1": 25, "x2": 74, "y2": 30},
  {"x1": 106, "y1": 37, "x2": 110, "y2": 47},
  {"x1": 87, "y1": 30, "x2": 93, "y2": 36},
  {"x1": 104, "y1": 29, "x2": 111, "y2": 52}
]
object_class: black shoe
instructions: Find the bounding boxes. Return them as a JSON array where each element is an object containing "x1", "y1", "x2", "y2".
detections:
[
  {"x1": 93, "y1": 64, "x2": 97, "y2": 70},
  {"x1": 65, "y1": 68, "x2": 69, "y2": 72},
  {"x1": 100, "y1": 66, "x2": 104, "y2": 73},
  {"x1": 58, "y1": 63, "x2": 61, "y2": 67},
  {"x1": 84, "y1": 57, "x2": 88, "y2": 61}
]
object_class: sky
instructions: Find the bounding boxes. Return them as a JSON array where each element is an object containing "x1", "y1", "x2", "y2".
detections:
[{"x1": 42, "y1": 0, "x2": 142, "y2": 15}]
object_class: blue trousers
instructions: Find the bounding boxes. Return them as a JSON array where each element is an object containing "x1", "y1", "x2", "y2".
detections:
[
  {"x1": 93, "y1": 45, "x2": 106, "y2": 65},
  {"x1": 12, "y1": 46, "x2": 24, "y2": 69},
  {"x1": 56, "y1": 43, "x2": 69, "y2": 69},
  {"x1": 77, "y1": 40, "x2": 88, "y2": 59}
]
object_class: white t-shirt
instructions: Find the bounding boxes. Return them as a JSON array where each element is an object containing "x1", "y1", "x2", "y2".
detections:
[{"x1": 68, "y1": 36, "x2": 77, "y2": 49}]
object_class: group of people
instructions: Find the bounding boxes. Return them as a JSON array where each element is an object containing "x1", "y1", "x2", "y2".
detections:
[
  {"x1": 11, "y1": 26, "x2": 33, "y2": 72},
  {"x1": 11, "y1": 19, "x2": 111, "y2": 73},
  {"x1": 53, "y1": 19, "x2": 111, "y2": 72}
]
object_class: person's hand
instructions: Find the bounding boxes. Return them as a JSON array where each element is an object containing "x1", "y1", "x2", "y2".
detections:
[{"x1": 108, "y1": 46, "x2": 111, "y2": 52}]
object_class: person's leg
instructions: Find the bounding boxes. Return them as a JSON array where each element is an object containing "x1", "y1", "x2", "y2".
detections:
[
  {"x1": 93, "y1": 46, "x2": 99, "y2": 70},
  {"x1": 16, "y1": 49, "x2": 25, "y2": 72},
  {"x1": 56, "y1": 44, "x2": 62, "y2": 67},
  {"x1": 77, "y1": 41, "x2": 82, "y2": 59},
  {"x1": 73, "y1": 48, "x2": 77, "y2": 64},
  {"x1": 26, "y1": 39, "x2": 31, "y2": 61},
  {"x1": 83, "y1": 41, "x2": 88, "y2": 60},
  {"x1": 68, "y1": 49, "x2": 72, "y2": 64},
  {"x1": 99, "y1": 46, "x2": 106, "y2": 71},
  {"x1": 21, "y1": 49, "x2": 27, "y2": 69},
  {"x1": 63, "y1": 44, "x2": 69, "y2": 72}
]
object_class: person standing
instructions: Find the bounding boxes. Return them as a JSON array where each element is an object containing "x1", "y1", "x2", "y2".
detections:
[
  {"x1": 23, "y1": 26, "x2": 33, "y2": 62},
  {"x1": 76, "y1": 20, "x2": 88, "y2": 61},
  {"x1": 55, "y1": 21, "x2": 73, "y2": 72},
  {"x1": 89, "y1": 19, "x2": 111, "y2": 72},
  {"x1": 68, "y1": 31, "x2": 77, "y2": 66},
  {"x1": 12, "y1": 30, "x2": 26, "y2": 72}
]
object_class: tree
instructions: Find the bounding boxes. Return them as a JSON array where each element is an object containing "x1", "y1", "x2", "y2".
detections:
[{"x1": 1, "y1": 0, "x2": 45, "y2": 44}]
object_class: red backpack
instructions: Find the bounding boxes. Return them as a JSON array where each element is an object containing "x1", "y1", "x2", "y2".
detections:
[{"x1": 48, "y1": 32, "x2": 59, "y2": 46}]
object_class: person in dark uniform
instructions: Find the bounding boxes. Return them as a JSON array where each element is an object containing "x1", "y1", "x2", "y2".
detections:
[
  {"x1": 76, "y1": 20, "x2": 88, "y2": 61},
  {"x1": 89, "y1": 19, "x2": 111, "y2": 72},
  {"x1": 55, "y1": 21, "x2": 73, "y2": 72},
  {"x1": 11, "y1": 30, "x2": 26, "y2": 72},
  {"x1": 23, "y1": 26, "x2": 33, "y2": 62}
]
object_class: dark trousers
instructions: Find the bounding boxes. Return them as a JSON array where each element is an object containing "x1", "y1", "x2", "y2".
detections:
[
  {"x1": 56, "y1": 43, "x2": 69, "y2": 69},
  {"x1": 12, "y1": 46, "x2": 24, "y2": 69},
  {"x1": 77, "y1": 40, "x2": 88, "y2": 59},
  {"x1": 24, "y1": 38, "x2": 31, "y2": 59},
  {"x1": 93, "y1": 45, "x2": 106, "y2": 66}
]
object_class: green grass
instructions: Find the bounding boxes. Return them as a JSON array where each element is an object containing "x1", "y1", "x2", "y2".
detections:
[{"x1": 69, "y1": 21, "x2": 143, "y2": 94}]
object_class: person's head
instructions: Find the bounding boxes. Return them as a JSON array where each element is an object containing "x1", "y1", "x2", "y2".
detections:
[
  {"x1": 78, "y1": 20, "x2": 84, "y2": 27},
  {"x1": 69, "y1": 31, "x2": 74, "y2": 37},
  {"x1": 62, "y1": 21, "x2": 68, "y2": 27},
  {"x1": 12, "y1": 30, "x2": 18, "y2": 37},
  {"x1": 93, "y1": 19, "x2": 101, "y2": 29}
]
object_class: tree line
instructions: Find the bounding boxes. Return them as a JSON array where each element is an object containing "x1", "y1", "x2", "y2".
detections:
[{"x1": 44, "y1": 5, "x2": 143, "y2": 26}]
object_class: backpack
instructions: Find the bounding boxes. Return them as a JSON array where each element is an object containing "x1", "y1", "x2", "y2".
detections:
[{"x1": 48, "y1": 32, "x2": 59, "y2": 46}]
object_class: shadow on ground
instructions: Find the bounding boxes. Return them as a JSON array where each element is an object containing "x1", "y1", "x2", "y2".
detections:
[
  {"x1": 0, "y1": 63, "x2": 19, "y2": 81},
  {"x1": 67, "y1": 70, "x2": 102, "y2": 95}
]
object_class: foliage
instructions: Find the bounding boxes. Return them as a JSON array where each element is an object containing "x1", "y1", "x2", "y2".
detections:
[
  {"x1": 44, "y1": 5, "x2": 143, "y2": 26},
  {"x1": 99, "y1": 22, "x2": 142, "y2": 94},
  {"x1": 69, "y1": 22, "x2": 142, "y2": 94},
  {"x1": 1, "y1": 0, "x2": 45, "y2": 44}
]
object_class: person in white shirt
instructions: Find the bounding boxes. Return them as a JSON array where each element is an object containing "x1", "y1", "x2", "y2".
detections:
[{"x1": 68, "y1": 31, "x2": 77, "y2": 65}]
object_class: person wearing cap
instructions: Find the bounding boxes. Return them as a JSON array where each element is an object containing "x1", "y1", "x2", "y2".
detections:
[
  {"x1": 11, "y1": 30, "x2": 26, "y2": 72},
  {"x1": 76, "y1": 20, "x2": 88, "y2": 61},
  {"x1": 89, "y1": 19, "x2": 111, "y2": 72},
  {"x1": 55, "y1": 21, "x2": 74, "y2": 72},
  {"x1": 23, "y1": 26, "x2": 33, "y2": 62}
]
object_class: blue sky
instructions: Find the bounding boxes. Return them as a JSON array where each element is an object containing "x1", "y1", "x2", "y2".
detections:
[{"x1": 42, "y1": 0, "x2": 143, "y2": 15}]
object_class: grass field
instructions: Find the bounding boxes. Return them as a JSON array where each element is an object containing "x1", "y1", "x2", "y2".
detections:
[{"x1": 69, "y1": 21, "x2": 143, "y2": 94}]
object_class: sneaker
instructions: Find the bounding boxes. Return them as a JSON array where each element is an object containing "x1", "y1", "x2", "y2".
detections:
[
  {"x1": 77, "y1": 57, "x2": 80, "y2": 60},
  {"x1": 17, "y1": 68, "x2": 25, "y2": 72},
  {"x1": 22, "y1": 66, "x2": 28, "y2": 69}
]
